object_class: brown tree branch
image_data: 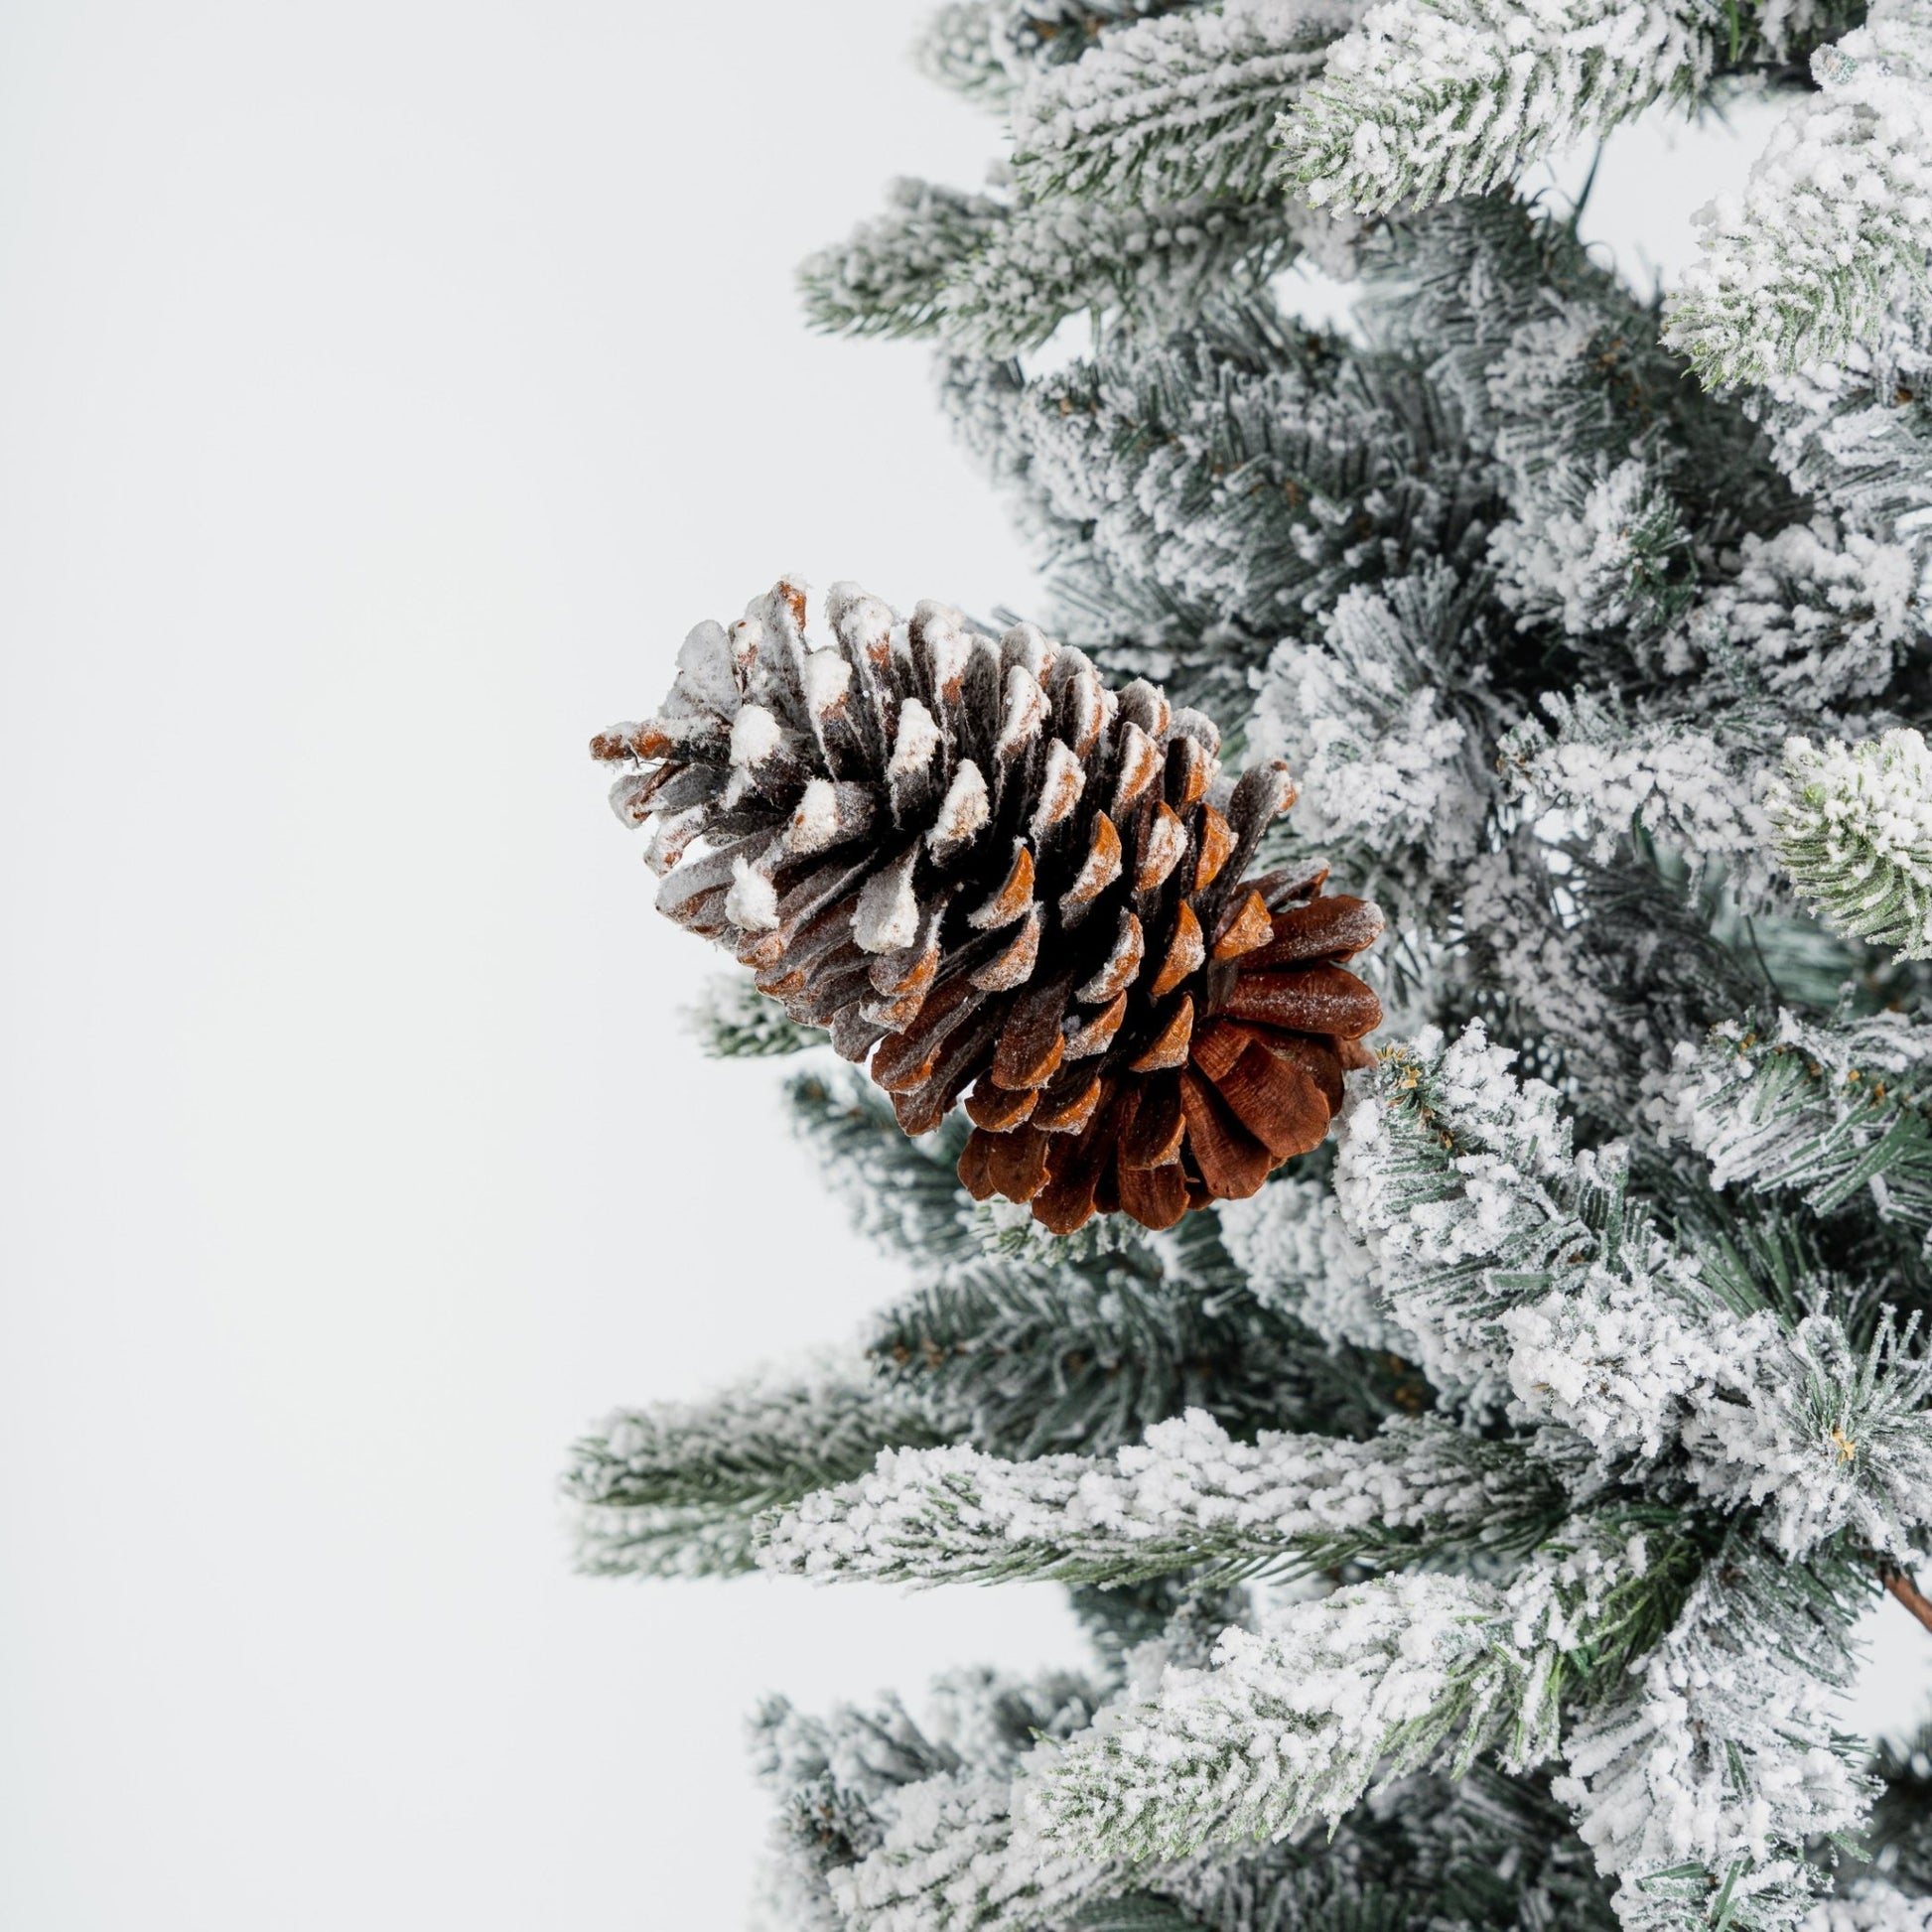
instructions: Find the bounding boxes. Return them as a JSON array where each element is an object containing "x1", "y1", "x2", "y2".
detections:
[{"x1": 1881, "y1": 1565, "x2": 1932, "y2": 1636}]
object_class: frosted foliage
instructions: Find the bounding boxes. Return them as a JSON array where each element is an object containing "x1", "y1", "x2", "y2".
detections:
[
  {"x1": 1767, "y1": 730, "x2": 1932, "y2": 959},
  {"x1": 1712, "y1": 519, "x2": 1922, "y2": 707},
  {"x1": 1010, "y1": 0, "x2": 1358, "y2": 206},
  {"x1": 833, "y1": 1770, "x2": 1123, "y2": 1932},
  {"x1": 919, "y1": 1666, "x2": 1100, "y2": 1776},
  {"x1": 1667, "y1": 1, "x2": 1932, "y2": 386},
  {"x1": 685, "y1": 970, "x2": 824, "y2": 1058},
  {"x1": 1802, "y1": 1886, "x2": 1932, "y2": 1932},
  {"x1": 914, "y1": 3, "x2": 1013, "y2": 104},
  {"x1": 1011, "y1": 340, "x2": 1389, "y2": 624},
  {"x1": 1022, "y1": 1511, "x2": 1862, "y2": 1927},
  {"x1": 751, "y1": 1860, "x2": 844, "y2": 1932},
  {"x1": 569, "y1": 1498, "x2": 758, "y2": 1581},
  {"x1": 750, "y1": 1691, "x2": 955, "y2": 1932},
  {"x1": 798, "y1": 179, "x2": 1004, "y2": 339},
  {"x1": 935, "y1": 357, "x2": 1039, "y2": 519},
  {"x1": 1495, "y1": 1521, "x2": 1659, "y2": 1685},
  {"x1": 1554, "y1": 1567, "x2": 1867, "y2": 1932},
  {"x1": 1032, "y1": 1523, "x2": 1778, "y2": 1885},
  {"x1": 1474, "y1": 311, "x2": 1701, "y2": 647},
  {"x1": 1283, "y1": 0, "x2": 1729, "y2": 214},
  {"x1": 1332, "y1": 1021, "x2": 1577, "y2": 1397},
  {"x1": 1684, "y1": 1313, "x2": 1932, "y2": 1557},
  {"x1": 1489, "y1": 459, "x2": 1688, "y2": 637},
  {"x1": 579, "y1": 73, "x2": 1932, "y2": 1930},
  {"x1": 1506, "y1": 1287, "x2": 1932, "y2": 1556},
  {"x1": 1029, "y1": 1573, "x2": 1519, "y2": 1861},
  {"x1": 752, "y1": 1670, "x2": 1111, "y2": 1932},
  {"x1": 1666, "y1": 1023, "x2": 1932, "y2": 1543},
  {"x1": 915, "y1": 0, "x2": 1199, "y2": 106},
  {"x1": 811, "y1": 1667, "x2": 1120, "y2": 1932},
  {"x1": 1339, "y1": 1024, "x2": 1932, "y2": 1554},
  {"x1": 1751, "y1": 314, "x2": 1932, "y2": 548},
  {"x1": 1255, "y1": 644, "x2": 1473, "y2": 853},
  {"x1": 1216, "y1": 1176, "x2": 1404, "y2": 1353},
  {"x1": 937, "y1": 299, "x2": 1485, "y2": 738},
  {"x1": 1657, "y1": 1009, "x2": 1932, "y2": 1236},
  {"x1": 1500, "y1": 1269, "x2": 1775, "y2": 1464},
  {"x1": 800, "y1": 176, "x2": 1344, "y2": 354},
  {"x1": 1452, "y1": 848, "x2": 1621, "y2": 1096},
  {"x1": 562, "y1": 1353, "x2": 931, "y2": 1578},
  {"x1": 760, "y1": 1412, "x2": 1553, "y2": 1586},
  {"x1": 1482, "y1": 302, "x2": 1605, "y2": 417},
  {"x1": 1501, "y1": 698, "x2": 1770, "y2": 870},
  {"x1": 942, "y1": 196, "x2": 1321, "y2": 353},
  {"x1": 788, "y1": 1071, "x2": 982, "y2": 1270},
  {"x1": 1252, "y1": 568, "x2": 1487, "y2": 870}
]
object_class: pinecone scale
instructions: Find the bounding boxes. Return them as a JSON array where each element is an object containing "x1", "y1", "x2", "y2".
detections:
[{"x1": 595, "y1": 579, "x2": 1383, "y2": 1232}]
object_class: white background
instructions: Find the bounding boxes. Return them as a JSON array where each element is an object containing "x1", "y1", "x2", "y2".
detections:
[{"x1": 3, "y1": 7, "x2": 1927, "y2": 1928}]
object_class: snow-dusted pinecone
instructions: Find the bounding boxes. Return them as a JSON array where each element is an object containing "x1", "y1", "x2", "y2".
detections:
[{"x1": 594, "y1": 579, "x2": 1383, "y2": 1232}]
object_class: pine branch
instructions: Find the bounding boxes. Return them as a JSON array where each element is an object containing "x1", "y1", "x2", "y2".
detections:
[
  {"x1": 1343, "y1": 1022, "x2": 1932, "y2": 1557},
  {"x1": 1217, "y1": 1169, "x2": 1411, "y2": 1356},
  {"x1": 868, "y1": 1225, "x2": 1418, "y2": 1460},
  {"x1": 573, "y1": 36, "x2": 1932, "y2": 1929},
  {"x1": 1748, "y1": 312, "x2": 1932, "y2": 550},
  {"x1": 753, "y1": 1666, "x2": 1115, "y2": 1932},
  {"x1": 1332, "y1": 1018, "x2": 1647, "y2": 1400},
  {"x1": 1065, "y1": 1899, "x2": 1200, "y2": 1931},
  {"x1": 1768, "y1": 731, "x2": 1932, "y2": 962},
  {"x1": 1553, "y1": 1531, "x2": 1873, "y2": 1932},
  {"x1": 1492, "y1": 515, "x2": 1922, "y2": 874},
  {"x1": 1526, "y1": 840, "x2": 1794, "y2": 1125},
  {"x1": 914, "y1": 0, "x2": 1204, "y2": 109},
  {"x1": 1167, "y1": 1759, "x2": 1622, "y2": 1932},
  {"x1": 1065, "y1": 1576, "x2": 1251, "y2": 1685},
  {"x1": 1031, "y1": 1571, "x2": 1528, "y2": 1863},
  {"x1": 1251, "y1": 561, "x2": 1503, "y2": 912},
  {"x1": 1028, "y1": 1513, "x2": 1706, "y2": 1864},
  {"x1": 1010, "y1": 0, "x2": 1352, "y2": 207},
  {"x1": 1488, "y1": 456, "x2": 1698, "y2": 640},
  {"x1": 798, "y1": 176, "x2": 1336, "y2": 356},
  {"x1": 1703, "y1": 514, "x2": 1923, "y2": 711},
  {"x1": 940, "y1": 296, "x2": 1488, "y2": 729},
  {"x1": 686, "y1": 971, "x2": 826, "y2": 1058},
  {"x1": 916, "y1": 2, "x2": 1020, "y2": 106},
  {"x1": 1500, "y1": 560, "x2": 1922, "y2": 904},
  {"x1": 1661, "y1": 1010, "x2": 1932, "y2": 1236},
  {"x1": 562, "y1": 1358, "x2": 941, "y2": 1578},
  {"x1": 758, "y1": 1412, "x2": 1565, "y2": 1587},
  {"x1": 1281, "y1": 0, "x2": 1777, "y2": 217},
  {"x1": 786, "y1": 1068, "x2": 981, "y2": 1271},
  {"x1": 1032, "y1": 1519, "x2": 1868, "y2": 1930},
  {"x1": 1498, "y1": 698, "x2": 1774, "y2": 877},
  {"x1": 829, "y1": 1767, "x2": 1125, "y2": 1931},
  {"x1": 1666, "y1": 4, "x2": 1932, "y2": 387},
  {"x1": 798, "y1": 178, "x2": 1006, "y2": 340},
  {"x1": 1360, "y1": 193, "x2": 1792, "y2": 547}
]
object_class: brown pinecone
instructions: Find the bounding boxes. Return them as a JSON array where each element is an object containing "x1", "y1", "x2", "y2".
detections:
[{"x1": 594, "y1": 578, "x2": 1383, "y2": 1233}]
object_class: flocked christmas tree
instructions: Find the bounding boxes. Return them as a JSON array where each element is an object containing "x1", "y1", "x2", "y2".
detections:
[{"x1": 571, "y1": 1, "x2": 1932, "y2": 1926}]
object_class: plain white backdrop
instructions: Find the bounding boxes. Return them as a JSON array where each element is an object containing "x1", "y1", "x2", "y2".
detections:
[{"x1": 3, "y1": 7, "x2": 1928, "y2": 1928}]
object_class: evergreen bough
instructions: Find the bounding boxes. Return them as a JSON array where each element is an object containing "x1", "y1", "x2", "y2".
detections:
[
  {"x1": 1769, "y1": 731, "x2": 1932, "y2": 961},
  {"x1": 570, "y1": 3, "x2": 1932, "y2": 1929}
]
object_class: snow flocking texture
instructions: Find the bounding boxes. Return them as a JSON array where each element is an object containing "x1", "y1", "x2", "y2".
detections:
[{"x1": 572, "y1": 3, "x2": 1932, "y2": 1929}]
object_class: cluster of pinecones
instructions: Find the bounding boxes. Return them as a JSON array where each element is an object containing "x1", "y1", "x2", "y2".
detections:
[{"x1": 594, "y1": 580, "x2": 1382, "y2": 1231}]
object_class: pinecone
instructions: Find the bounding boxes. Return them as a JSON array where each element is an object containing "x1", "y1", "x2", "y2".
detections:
[{"x1": 594, "y1": 579, "x2": 1383, "y2": 1233}]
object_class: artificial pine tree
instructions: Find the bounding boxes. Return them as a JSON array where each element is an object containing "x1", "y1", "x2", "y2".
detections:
[{"x1": 574, "y1": 2, "x2": 1932, "y2": 1927}]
